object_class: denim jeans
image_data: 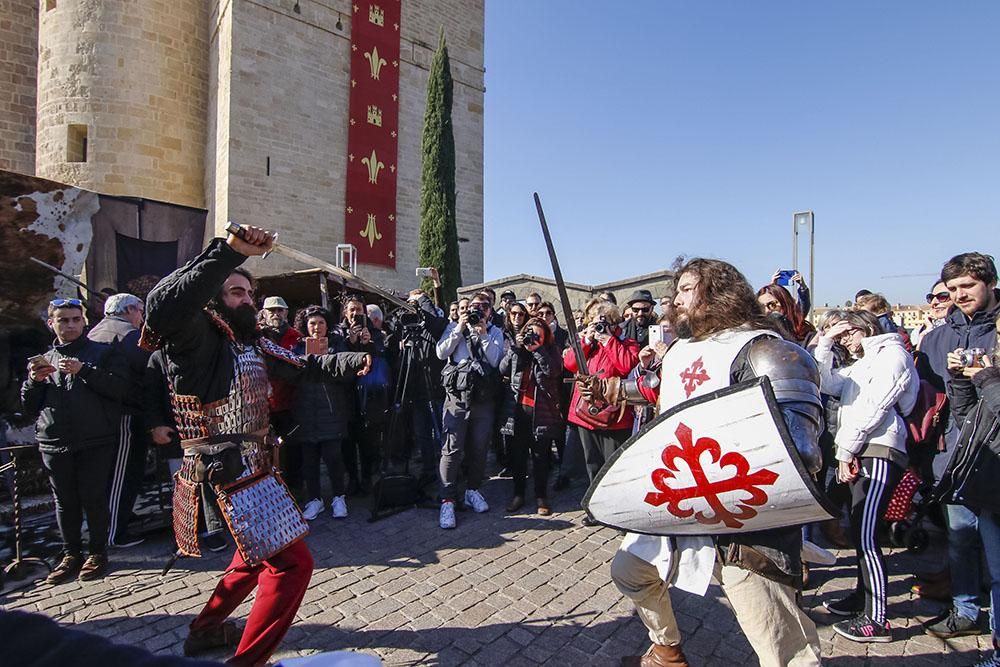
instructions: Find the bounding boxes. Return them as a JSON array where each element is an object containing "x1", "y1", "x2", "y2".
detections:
[
  {"x1": 978, "y1": 510, "x2": 1000, "y2": 647},
  {"x1": 946, "y1": 502, "x2": 982, "y2": 621}
]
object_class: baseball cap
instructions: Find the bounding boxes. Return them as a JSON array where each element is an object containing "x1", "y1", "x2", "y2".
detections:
[{"x1": 262, "y1": 296, "x2": 288, "y2": 309}]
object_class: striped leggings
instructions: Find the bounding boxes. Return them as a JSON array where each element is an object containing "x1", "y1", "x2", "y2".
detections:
[{"x1": 848, "y1": 457, "x2": 903, "y2": 624}]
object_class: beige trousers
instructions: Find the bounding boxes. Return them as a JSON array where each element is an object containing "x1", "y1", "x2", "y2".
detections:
[{"x1": 611, "y1": 550, "x2": 821, "y2": 667}]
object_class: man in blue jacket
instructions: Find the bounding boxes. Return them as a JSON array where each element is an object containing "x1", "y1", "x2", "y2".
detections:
[
  {"x1": 920, "y1": 252, "x2": 1000, "y2": 638},
  {"x1": 21, "y1": 298, "x2": 129, "y2": 583}
]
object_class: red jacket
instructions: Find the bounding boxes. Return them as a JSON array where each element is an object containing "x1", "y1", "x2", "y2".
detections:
[
  {"x1": 563, "y1": 332, "x2": 640, "y2": 431},
  {"x1": 268, "y1": 326, "x2": 302, "y2": 413}
]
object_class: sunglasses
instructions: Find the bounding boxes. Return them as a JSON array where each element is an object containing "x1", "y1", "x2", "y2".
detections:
[
  {"x1": 538, "y1": 310, "x2": 555, "y2": 316},
  {"x1": 525, "y1": 302, "x2": 540, "y2": 307},
  {"x1": 510, "y1": 311, "x2": 527, "y2": 317},
  {"x1": 926, "y1": 291, "x2": 950, "y2": 304},
  {"x1": 631, "y1": 306, "x2": 652, "y2": 314},
  {"x1": 50, "y1": 298, "x2": 83, "y2": 307}
]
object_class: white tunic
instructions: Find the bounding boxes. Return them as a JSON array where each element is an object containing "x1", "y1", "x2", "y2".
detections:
[{"x1": 620, "y1": 327, "x2": 775, "y2": 594}]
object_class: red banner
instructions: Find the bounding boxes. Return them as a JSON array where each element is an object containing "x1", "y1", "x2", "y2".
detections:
[{"x1": 344, "y1": 0, "x2": 401, "y2": 268}]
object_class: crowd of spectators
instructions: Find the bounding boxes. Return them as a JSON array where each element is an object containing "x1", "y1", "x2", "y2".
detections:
[{"x1": 12, "y1": 250, "x2": 1000, "y2": 661}]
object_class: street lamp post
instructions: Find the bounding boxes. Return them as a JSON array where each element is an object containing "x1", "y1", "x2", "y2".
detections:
[{"x1": 792, "y1": 210, "x2": 814, "y2": 302}]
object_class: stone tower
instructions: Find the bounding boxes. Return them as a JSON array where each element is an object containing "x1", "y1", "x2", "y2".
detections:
[{"x1": 35, "y1": 0, "x2": 209, "y2": 208}]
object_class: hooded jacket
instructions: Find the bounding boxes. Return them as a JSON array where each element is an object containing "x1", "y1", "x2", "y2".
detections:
[{"x1": 814, "y1": 333, "x2": 920, "y2": 465}]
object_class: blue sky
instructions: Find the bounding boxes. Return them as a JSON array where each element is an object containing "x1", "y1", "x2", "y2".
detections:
[{"x1": 481, "y1": 1, "x2": 1000, "y2": 307}]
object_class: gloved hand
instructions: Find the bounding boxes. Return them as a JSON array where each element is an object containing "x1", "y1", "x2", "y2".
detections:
[{"x1": 576, "y1": 374, "x2": 622, "y2": 406}]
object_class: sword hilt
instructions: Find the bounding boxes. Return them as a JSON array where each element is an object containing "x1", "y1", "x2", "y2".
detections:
[{"x1": 225, "y1": 221, "x2": 275, "y2": 259}]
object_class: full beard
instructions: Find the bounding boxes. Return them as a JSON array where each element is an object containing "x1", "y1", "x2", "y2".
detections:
[
  {"x1": 214, "y1": 303, "x2": 259, "y2": 343},
  {"x1": 667, "y1": 306, "x2": 694, "y2": 339}
]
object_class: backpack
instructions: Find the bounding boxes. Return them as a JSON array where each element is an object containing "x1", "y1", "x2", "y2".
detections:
[{"x1": 897, "y1": 378, "x2": 949, "y2": 459}]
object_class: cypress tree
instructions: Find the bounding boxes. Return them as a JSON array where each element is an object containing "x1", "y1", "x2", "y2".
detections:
[{"x1": 418, "y1": 29, "x2": 461, "y2": 303}]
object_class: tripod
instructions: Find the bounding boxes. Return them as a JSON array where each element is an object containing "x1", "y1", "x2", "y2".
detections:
[
  {"x1": 368, "y1": 326, "x2": 434, "y2": 521},
  {"x1": 1, "y1": 444, "x2": 52, "y2": 589}
]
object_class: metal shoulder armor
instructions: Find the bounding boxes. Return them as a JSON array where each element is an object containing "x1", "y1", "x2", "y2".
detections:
[
  {"x1": 745, "y1": 337, "x2": 822, "y2": 407},
  {"x1": 746, "y1": 337, "x2": 823, "y2": 475}
]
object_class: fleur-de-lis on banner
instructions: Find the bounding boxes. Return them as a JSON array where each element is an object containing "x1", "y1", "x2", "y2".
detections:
[
  {"x1": 364, "y1": 46, "x2": 387, "y2": 80},
  {"x1": 360, "y1": 213, "x2": 382, "y2": 248},
  {"x1": 361, "y1": 149, "x2": 384, "y2": 184}
]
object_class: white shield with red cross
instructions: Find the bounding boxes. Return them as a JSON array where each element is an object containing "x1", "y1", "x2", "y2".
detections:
[{"x1": 583, "y1": 377, "x2": 835, "y2": 535}]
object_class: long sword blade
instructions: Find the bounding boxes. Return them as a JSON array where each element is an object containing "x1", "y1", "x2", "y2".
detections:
[{"x1": 533, "y1": 193, "x2": 589, "y2": 375}]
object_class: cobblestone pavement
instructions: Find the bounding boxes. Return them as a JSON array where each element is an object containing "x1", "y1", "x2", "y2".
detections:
[{"x1": 1, "y1": 479, "x2": 992, "y2": 665}]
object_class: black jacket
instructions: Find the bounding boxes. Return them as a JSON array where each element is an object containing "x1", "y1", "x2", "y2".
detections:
[
  {"x1": 20, "y1": 336, "x2": 129, "y2": 453},
  {"x1": 291, "y1": 333, "x2": 356, "y2": 442},
  {"x1": 385, "y1": 294, "x2": 447, "y2": 403},
  {"x1": 144, "y1": 239, "x2": 369, "y2": 411},
  {"x1": 498, "y1": 343, "x2": 564, "y2": 441},
  {"x1": 87, "y1": 315, "x2": 150, "y2": 414},
  {"x1": 919, "y1": 292, "x2": 1000, "y2": 427},
  {"x1": 143, "y1": 349, "x2": 181, "y2": 459},
  {"x1": 621, "y1": 318, "x2": 650, "y2": 348},
  {"x1": 937, "y1": 366, "x2": 1000, "y2": 513}
]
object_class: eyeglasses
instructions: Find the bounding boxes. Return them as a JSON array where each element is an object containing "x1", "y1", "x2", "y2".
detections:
[
  {"x1": 926, "y1": 291, "x2": 950, "y2": 304},
  {"x1": 525, "y1": 302, "x2": 540, "y2": 308},
  {"x1": 510, "y1": 311, "x2": 527, "y2": 318},
  {"x1": 631, "y1": 306, "x2": 652, "y2": 314},
  {"x1": 50, "y1": 298, "x2": 83, "y2": 307},
  {"x1": 837, "y1": 327, "x2": 863, "y2": 341}
]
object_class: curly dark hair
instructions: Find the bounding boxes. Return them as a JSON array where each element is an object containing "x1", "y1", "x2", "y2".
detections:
[
  {"x1": 293, "y1": 304, "x2": 332, "y2": 337},
  {"x1": 671, "y1": 258, "x2": 778, "y2": 338},
  {"x1": 941, "y1": 252, "x2": 998, "y2": 286}
]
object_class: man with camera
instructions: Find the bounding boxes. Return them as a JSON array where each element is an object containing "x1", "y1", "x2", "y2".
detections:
[
  {"x1": 920, "y1": 252, "x2": 1000, "y2": 639},
  {"x1": 395, "y1": 288, "x2": 449, "y2": 486},
  {"x1": 435, "y1": 291, "x2": 505, "y2": 529}
]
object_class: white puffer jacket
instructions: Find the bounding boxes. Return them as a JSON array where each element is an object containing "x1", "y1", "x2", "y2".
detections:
[{"x1": 813, "y1": 333, "x2": 920, "y2": 463}]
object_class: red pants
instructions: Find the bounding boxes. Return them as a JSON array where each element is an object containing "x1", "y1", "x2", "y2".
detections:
[{"x1": 190, "y1": 540, "x2": 313, "y2": 667}]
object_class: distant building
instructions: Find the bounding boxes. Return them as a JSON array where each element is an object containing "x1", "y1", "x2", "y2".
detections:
[
  {"x1": 811, "y1": 303, "x2": 929, "y2": 331},
  {"x1": 459, "y1": 270, "x2": 676, "y2": 314}
]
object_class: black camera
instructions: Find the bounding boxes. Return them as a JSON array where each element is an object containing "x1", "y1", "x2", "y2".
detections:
[
  {"x1": 467, "y1": 308, "x2": 482, "y2": 326},
  {"x1": 593, "y1": 316, "x2": 610, "y2": 335},
  {"x1": 522, "y1": 331, "x2": 540, "y2": 347}
]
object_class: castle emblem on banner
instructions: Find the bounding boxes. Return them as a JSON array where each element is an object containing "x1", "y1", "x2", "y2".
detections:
[
  {"x1": 367, "y1": 105, "x2": 383, "y2": 127},
  {"x1": 369, "y1": 5, "x2": 384, "y2": 26}
]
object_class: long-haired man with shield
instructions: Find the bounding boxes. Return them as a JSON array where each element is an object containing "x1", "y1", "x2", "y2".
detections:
[{"x1": 579, "y1": 258, "x2": 824, "y2": 667}]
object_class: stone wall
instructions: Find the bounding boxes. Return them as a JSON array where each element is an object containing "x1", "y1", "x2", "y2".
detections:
[
  {"x1": 35, "y1": 0, "x2": 209, "y2": 208},
  {"x1": 0, "y1": 0, "x2": 38, "y2": 175},
  {"x1": 219, "y1": 0, "x2": 484, "y2": 295}
]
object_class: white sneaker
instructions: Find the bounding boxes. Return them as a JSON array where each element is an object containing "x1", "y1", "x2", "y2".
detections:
[
  {"x1": 331, "y1": 495, "x2": 348, "y2": 519},
  {"x1": 302, "y1": 498, "x2": 324, "y2": 521},
  {"x1": 439, "y1": 501, "x2": 456, "y2": 529},
  {"x1": 465, "y1": 489, "x2": 489, "y2": 513}
]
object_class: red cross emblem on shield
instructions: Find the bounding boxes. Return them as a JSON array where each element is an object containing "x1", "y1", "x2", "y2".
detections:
[{"x1": 644, "y1": 422, "x2": 779, "y2": 529}]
